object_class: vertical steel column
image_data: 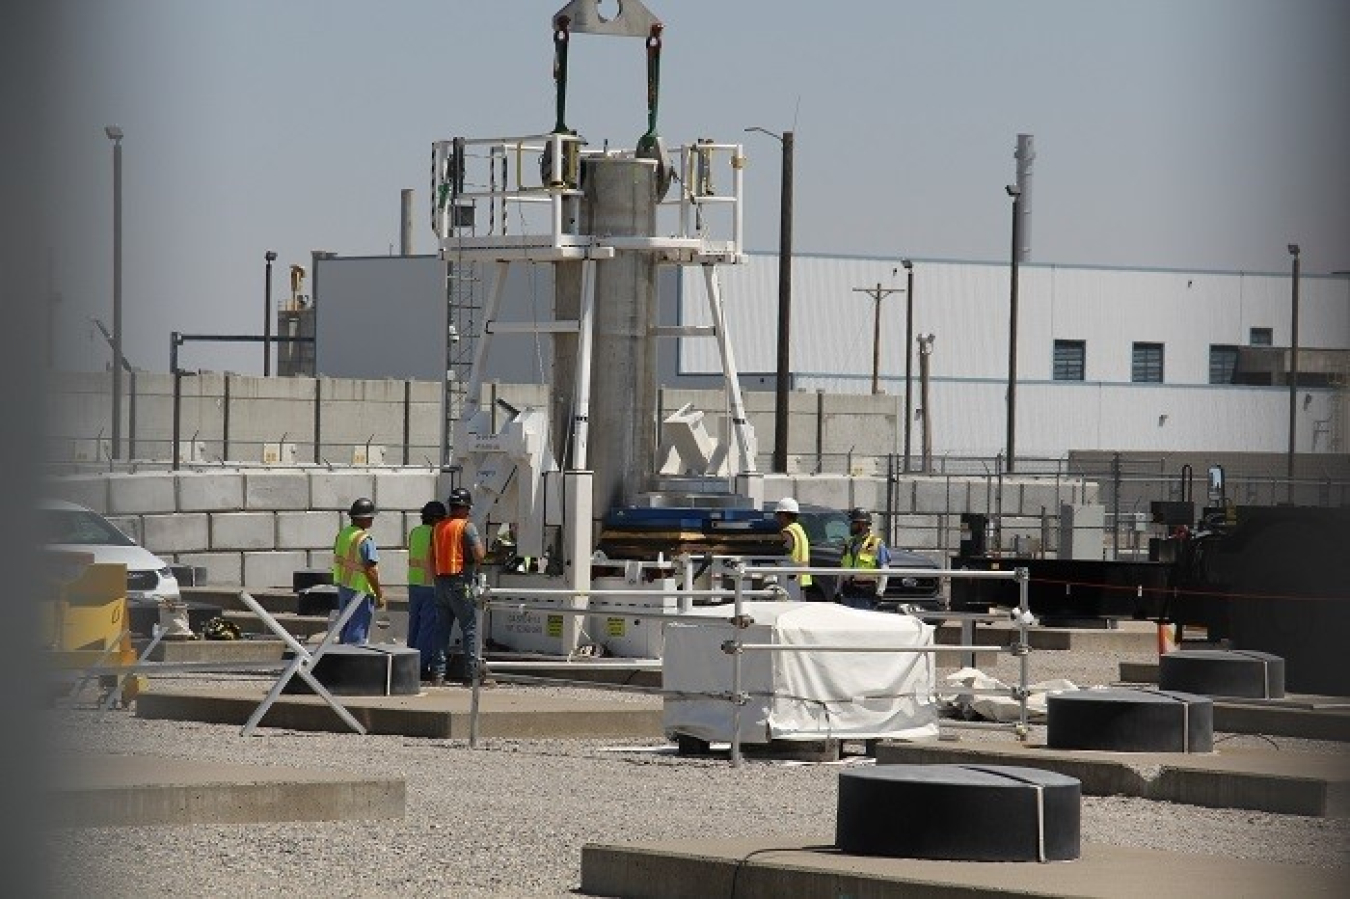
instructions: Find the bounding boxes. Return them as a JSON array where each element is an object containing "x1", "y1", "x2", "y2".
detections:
[
  {"x1": 1005, "y1": 186, "x2": 1022, "y2": 473},
  {"x1": 109, "y1": 129, "x2": 124, "y2": 460},
  {"x1": 1287, "y1": 244, "x2": 1301, "y2": 503}
]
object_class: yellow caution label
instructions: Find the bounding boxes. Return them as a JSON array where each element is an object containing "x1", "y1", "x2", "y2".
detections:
[
  {"x1": 546, "y1": 615, "x2": 563, "y2": 638},
  {"x1": 606, "y1": 617, "x2": 626, "y2": 637}
]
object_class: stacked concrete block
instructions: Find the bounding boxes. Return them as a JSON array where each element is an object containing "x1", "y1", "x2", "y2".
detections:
[
  {"x1": 794, "y1": 474, "x2": 851, "y2": 508},
  {"x1": 211, "y1": 512, "x2": 277, "y2": 550},
  {"x1": 177, "y1": 471, "x2": 244, "y2": 511},
  {"x1": 107, "y1": 472, "x2": 177, "y2": 515},
  {"x1": 374, "y1": 469, "x2": 439, "y2": 512},
  {"x1": 277, "y1": 511, "x2": 341, "y2": 549},
  {"x1": 243, "y1": 469, "x2": 310, "y2": 510},
  {"x1": 913, "y1": 479, "x2": 950, "y2": 514},
  {"x1": 244, "y1": 551, "x2": 310, "y2": 589},
  {"x1": 848, "y1": 477, "x2": 888, "y2": 515},
  {"x1": 105, "y1": 515, "x2": 143, "y2": 546},
  {"x1": 142, "y1": 513, "x2": 210, "y2": 555},
  {"x1": 176, "y1": 551, "x2": 243, "y2": 586},
  {"x1": 377, "y1": 549, "x2": 410, "y2": 587},
  {"x1": 311, "y1": 470, "x2": 375, "y2": 511},
  {"x1": 49, "y1": 475, "x2": 109, "y2": 513},
  {"x1": 891, "y1": 515, "x2": 940, "y2": 551},
  {"x1": 363, "y1": 512, "x2": 405, "y2": 552}
]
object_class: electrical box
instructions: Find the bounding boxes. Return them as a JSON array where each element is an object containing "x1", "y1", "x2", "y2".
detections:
[
  {"x1": 262, "y1": 442, "x2": 298, "y2": 465},
  {"x1": 352, "y1": 445, "x2": 386, "y2": 466}
]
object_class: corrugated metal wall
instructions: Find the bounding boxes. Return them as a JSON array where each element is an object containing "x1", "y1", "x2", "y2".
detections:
[{"x1": 678, "y1": 253, "x2": 1350, "y2": 457}]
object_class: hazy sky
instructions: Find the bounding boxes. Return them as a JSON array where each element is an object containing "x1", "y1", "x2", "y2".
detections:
[{"x1": 25, "y1": 0, "x2": 1350, "y2": 374}]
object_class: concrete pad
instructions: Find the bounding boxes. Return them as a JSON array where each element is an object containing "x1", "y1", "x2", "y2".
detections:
[
  {"x1": 579, "y1": 837, "x2": 1344, "y2": 899},
  {"x1": 874, "y1": 739, "x2": 1350, "y2": 817},
  {"x1": 143, "y1": 638, "x2": 286, "y2": 664},
  {"x1": 52, "y1": 754, "x2": 404, "y2": 827},
  {"x1": 135, "y1": 684, "x2": 666, "y2": 740}
]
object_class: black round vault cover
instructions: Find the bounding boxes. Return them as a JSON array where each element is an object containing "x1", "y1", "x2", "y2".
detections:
[
  {"x1": 1159, "y1": 649, "x2": 1285, "y2": 699},
  {"x1": 836, "y1": 764, "x2": 1080, "y2": 861},
  {"x1": 1047, "y1": 688, "x2": 1213, "y2": 752}
]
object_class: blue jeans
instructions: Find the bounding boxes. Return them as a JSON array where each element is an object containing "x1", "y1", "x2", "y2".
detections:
[
  {"x1": 432, "y1": 574, "x2": 478, "y2": 680},
  {"x1": 336, "y1": 585, "x2": 374, "y2": 644},
  {"x1": 406, "y1": 584, "x2": 438, "y2": 672}
]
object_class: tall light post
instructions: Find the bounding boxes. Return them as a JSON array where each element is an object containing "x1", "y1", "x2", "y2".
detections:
[
  {"x1": 901, "y1": 259, "x2": 915, "y2": 472},
  {"x1": 1004, "y1": 185, "x2": 1022, "y2": 473},
  {"x1": 1287, "y1": 243, "x2": 1301, "y2": 503},
  {"x1": 852, "y1": 281, "x2": 905, "y2": 394},
  {"x1": 264, "y1": 250, "x2": 278, "y2": 376},
  {"x1": 745, "y1": 126, "x2": 794, "y2": 473},
  {"x1": 105, "y1": 125, "x2": 124, "y2": 460}
]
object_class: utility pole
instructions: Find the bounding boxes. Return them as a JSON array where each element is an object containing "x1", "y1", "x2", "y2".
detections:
[
  {"x1": 901, "y1": 259, "x2": 914, "y2": 472},
  {"x1": 745, "y1": 127, "x2": 795, "y2": 472},
  {"x1": 1005, "y1": 184, "x2": 1022, "y2": 473},
  {"x1": 1287, "y1": 243, "x2": 1301, "y2": 503},
  {"x1": 105, "y1": 125, "x2": 124, "y2": 460},
  {"x1": 852, "y1": 282, "x2": 905, "y2": 395}
]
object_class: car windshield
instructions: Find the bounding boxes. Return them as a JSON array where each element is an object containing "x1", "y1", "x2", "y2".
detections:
[
  {"x1": 801, "y1": 510, "x2": 851, "y2": 546},
  {"x1": 45, "y1": 509, "x2": 136, "y2": 547}
]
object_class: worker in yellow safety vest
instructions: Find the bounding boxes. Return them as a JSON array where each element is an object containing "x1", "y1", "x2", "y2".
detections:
[
  {"x1": 406, "y1": 500, "x2": 446, "y2": 679},
  {"x1": 839, "y1": 507, "x2": 892, "y2": 610},
  {"x1": 774, "y1": 497, "x2": 813, "y2": 598},
  {"x1": 332, "y1": 497, "x2": 385, "y2": 644}
]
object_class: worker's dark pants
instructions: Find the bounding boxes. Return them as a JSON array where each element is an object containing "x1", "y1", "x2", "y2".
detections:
[{"x1": 432, "y1": 574, "x2": 477, "y2": 680}]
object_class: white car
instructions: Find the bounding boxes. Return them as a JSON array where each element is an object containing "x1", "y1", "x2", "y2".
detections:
[{"x1": 43, "y1": 500, "x2": 181, "y2": 603}]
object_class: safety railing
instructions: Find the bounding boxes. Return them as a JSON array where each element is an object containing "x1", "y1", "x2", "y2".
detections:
[
  {"x1": 431, "y1": 132, "x2": 744, "y2": 261},
  {"x1": 465, "y1": 564, "x2": 1033, "y2": 767}
]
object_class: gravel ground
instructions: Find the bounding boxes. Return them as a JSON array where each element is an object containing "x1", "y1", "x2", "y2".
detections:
[{"x1": 48, "y1": 644, "x2": 1350, "y2": 898}]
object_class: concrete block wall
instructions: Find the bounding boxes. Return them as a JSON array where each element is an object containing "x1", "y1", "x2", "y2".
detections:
[
  {"x1": 53, "y1": 466, "x2": 1101, "y2": 586},
  {"x1": 49, "y1": 468, "x2": 440, "y2": 589}
]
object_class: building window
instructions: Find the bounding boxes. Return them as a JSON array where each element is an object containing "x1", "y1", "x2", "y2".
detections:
[
  {"x1": 1052, "y1": 340, "x2": 1086, "y2": 381},
  {"x1": 1249, "y1": 327, "x2": 1273, "y2": 346},
  {"x1": 1209, "y1": 345, "x2": 1239, "y2": 384},
  {"x1": 1132, "y1": 342, "x2": 1164, "y2": 383}
]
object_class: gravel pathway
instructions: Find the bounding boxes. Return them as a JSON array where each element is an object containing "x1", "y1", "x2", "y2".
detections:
[{"x1": 49, "y1": 646, "x2": 1350, "y2": 898}]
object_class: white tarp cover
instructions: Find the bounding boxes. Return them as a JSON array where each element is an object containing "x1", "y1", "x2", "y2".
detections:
[{"x1": 662, "y1": 601, "x2": 938, "y2": 743}]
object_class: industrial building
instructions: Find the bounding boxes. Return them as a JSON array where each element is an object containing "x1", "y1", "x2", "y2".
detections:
[{"x1": 295, "y1": 249, "x2": 1349, "y2": 463}]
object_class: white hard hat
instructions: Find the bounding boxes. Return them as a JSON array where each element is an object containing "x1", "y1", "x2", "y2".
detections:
[{"x1": 774, "y1": 497, "x2": 799, "y2": 514}]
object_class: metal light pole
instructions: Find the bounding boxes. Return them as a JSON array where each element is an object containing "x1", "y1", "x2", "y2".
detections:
[
  {"x1": 264, "y1": 250, "x2": 277, "y2": 376},
  {"x1": 1287, "y1": 243, "x2": 1301, "y2": 503},
  {"x1": 745, "y1": 127, "x2": 793, "y2": 472},
  {"x1": 917, "y1": 334, "x2": 936, "y2": 473},
  {"x1": 1005, "y1": 184, "x2": 1022, "y2": 474},
  {"x1": 852, "y1": 282, "x2": 905, "y2": 394},
  {"x1": 901, "y1": 259, "x2": 914, "y2": 472},
  {"x1": 105, "y1": 125, "x2": 124, "y2": 460}
]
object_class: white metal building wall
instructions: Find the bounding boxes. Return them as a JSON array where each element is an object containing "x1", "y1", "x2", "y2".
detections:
[{"x1": 677, "y1": 253, "x2": 1350, "y2": 457}]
